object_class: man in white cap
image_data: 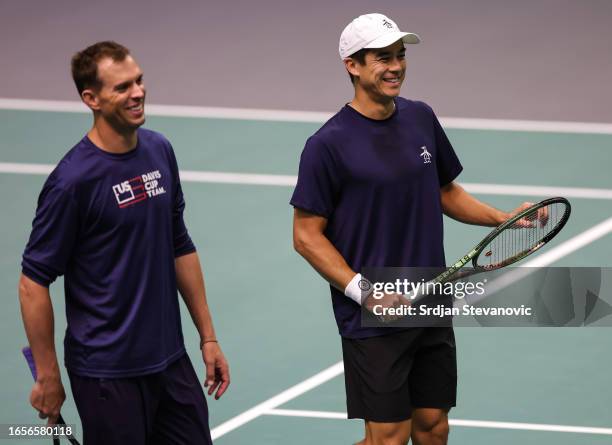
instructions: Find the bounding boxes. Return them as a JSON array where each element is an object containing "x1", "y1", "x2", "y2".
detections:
[{"x1": 291, "y1": 12, "x2": 529, "y2": 445}]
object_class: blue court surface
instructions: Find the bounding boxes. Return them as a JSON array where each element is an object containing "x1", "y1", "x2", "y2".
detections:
[{"x1": 1, "y1": 101, "x2": 611, "y2": 444}]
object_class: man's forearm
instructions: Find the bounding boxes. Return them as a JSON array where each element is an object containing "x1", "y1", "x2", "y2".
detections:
[
  {"x1": 441, "y1": 182, "x2": 508, "y2": 226},
  {"x1": 293, "y1": 215, "x2": 356, "y2": 292},
  {"x1": 175, "y1": 252, "x2": 217, "y2": 345},
  {"x1": 18, "y1": 274, "x2": 61, "y2": 381}
]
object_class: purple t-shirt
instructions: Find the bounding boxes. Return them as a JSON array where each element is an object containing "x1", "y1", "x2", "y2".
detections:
[
  {"x1": 290, "y1": 98, "x2": 463, "y2": 338},
  {"x1": 22, "y1": 128, "x2": 195, "y2": 377}
]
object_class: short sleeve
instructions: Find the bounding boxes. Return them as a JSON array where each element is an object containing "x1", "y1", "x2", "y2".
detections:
[
  {"x1": 166, "y1": 143, "x2": 196, "y2": 257},
  {"x1": 432, "y1": 112, "x2": 463, "y2": 186},
  {"x1": 290, "y1": 136, "x2": 342, "y2": 218},
  {"x1": 21, "y1": 181, "x2": 79, "y2": 287}
]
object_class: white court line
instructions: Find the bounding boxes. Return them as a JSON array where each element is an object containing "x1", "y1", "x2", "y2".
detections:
[
  {"x1": 449, "y1": 419, "x2": 612, "y2": 436},
  {"x1": 0, "y1": 97, "x2": 332, "y2": 123},
  {"x1": 463, "y1": 183, "x2": 612, "y2": 200},
  {"x1": 210, "y1": 362, "x2": 344, "y2": 440},
  {"x1": 265, "y1": 409, "x2": 612, "y2": 435},
  {"x1": 524, "y1": 216, "x2": 612, "y2": 267},
  {"x1": 1, "y1": 162, "x2": 612, "y2": 200},
  {"x1": 0, "y1": 162, "x2": 54, "y2": 175},
  {"x1": 2, "y1": 97, "x2": 612, "y2": 133},
  {"x1": 440, "y1": 117, "x2": 612, "y2": 135},
  {"x1": 267, "y1": 408, "x2": 347, "y2": 419},
  {"x1": 179, "y1": 170, "x2": 297, "y2": 186}
]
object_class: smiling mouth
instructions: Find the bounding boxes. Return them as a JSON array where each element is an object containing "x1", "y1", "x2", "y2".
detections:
[
  {"x1": 126, "y1": 103, "x2": 143, "y2": 112},
  {"x1": 382, "y1": 77, "x2": 401, "y2": 84}
]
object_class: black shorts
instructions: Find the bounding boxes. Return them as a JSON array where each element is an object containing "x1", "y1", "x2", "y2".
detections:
[
  {"x1": 68, "y1": 353, "x2": 212, "y2": 445},
  {"x1": 341, "y1": 328, "x2": 457, "y2": 422}
]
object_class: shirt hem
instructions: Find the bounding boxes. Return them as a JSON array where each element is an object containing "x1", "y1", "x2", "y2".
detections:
[
  {"x1": 439, "y1": 165, "x2": 463, "y2": 187},
  {"x1": 174, "y1": 245, "x2": 197, "y2": 258},
  {"x1": 21, "y1": 266, "x2": 52, "y2": 288},
  {"x1": 339, "y1": 326, "x2": 412, "y2": 339},
  {"x1": 65, "y1": 347, "x2": 186, "y2": 378},
  {"x1": 290, "y1": 200, "x2": 331, "y2": 218}
]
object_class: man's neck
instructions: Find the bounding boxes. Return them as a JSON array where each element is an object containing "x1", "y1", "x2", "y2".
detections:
[
  {"x1": 349, "y1": 90, "x2": 396, "y2": 120},
  {"x1": 88, "y1": 118, "x2": 138, "y2": 154}
]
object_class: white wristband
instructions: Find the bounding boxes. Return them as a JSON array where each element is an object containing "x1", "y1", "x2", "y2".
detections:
[{"x1": 344, "y1": 273, "x2": 373, "y2": 305}]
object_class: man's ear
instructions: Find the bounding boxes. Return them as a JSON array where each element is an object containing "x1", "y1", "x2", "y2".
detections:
[
  {"x1": 344, "y1": 58, "x2": 360, "y2": 80},
  {"x1": 81, "y1": 88, "x2": 100, "y2": 111}
]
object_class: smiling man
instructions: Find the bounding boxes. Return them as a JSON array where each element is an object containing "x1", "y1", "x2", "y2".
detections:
[
  {"x1": 19, "y1": 41, "x2": 229, "y2": 444},
  {"x1": 291, "y1": 13, "x2": 529, "y2": 445}
]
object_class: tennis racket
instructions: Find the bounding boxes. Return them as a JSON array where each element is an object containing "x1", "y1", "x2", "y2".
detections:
[
  {"x1": 407, "y1": 197, "x2": 571, "y2": 304},
  {"x1": 22, "y1": 347, "x2": 81, "y2": 445}
]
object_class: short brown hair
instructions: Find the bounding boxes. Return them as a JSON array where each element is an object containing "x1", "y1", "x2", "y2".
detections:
[
  {"x1": 347, "y1": 48, "x2": 370, "y2": 84},
  {"x1": 71, "y1": 41, "x2": 130, "y2": 95}
]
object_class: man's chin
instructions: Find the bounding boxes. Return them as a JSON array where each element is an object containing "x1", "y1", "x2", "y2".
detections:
[
  {"x1": 128, "y1": 117, "x2": 146, "y2": 129},
  {"x1": 384, "y1": 86, "x2": 403, "y2": 97}
]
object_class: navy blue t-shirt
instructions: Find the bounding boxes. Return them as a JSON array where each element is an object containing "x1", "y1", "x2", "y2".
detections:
[
  {"x1": 290, "y1": 98, "x2": 463, "y2": 339},
  {"x1": 22, "y1": 128, "x2": 195, "y2": 377}
]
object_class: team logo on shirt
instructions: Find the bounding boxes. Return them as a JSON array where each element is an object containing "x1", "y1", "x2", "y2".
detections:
[
  {"x1": 420, "y1": 146, "x2": 432, "y2": 164},
  {"x1": 112, "y1": 170, "x2": 166, "y2": 208}
]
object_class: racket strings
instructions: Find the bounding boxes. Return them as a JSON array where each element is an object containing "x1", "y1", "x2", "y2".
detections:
[{"x1": 477, "y1": 202, "x2": 567, "y2": 269}]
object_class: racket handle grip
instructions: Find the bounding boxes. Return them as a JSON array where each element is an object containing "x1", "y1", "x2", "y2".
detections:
[
  {"x1": 22, "y1": 347, "x2": 82, "y2": 444},
  {"x1": 22, "y1": 346, "x2": 38, "y2": 381}
]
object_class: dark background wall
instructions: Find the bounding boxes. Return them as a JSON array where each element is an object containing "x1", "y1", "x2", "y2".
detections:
[{"x1": 1, "y1": 0, "x2": 610, "y2": 122}]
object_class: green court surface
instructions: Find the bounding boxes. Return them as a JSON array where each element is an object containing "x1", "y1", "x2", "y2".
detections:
[{"x1": 1, "y1": 107, "x2": 611, "y2": 444}]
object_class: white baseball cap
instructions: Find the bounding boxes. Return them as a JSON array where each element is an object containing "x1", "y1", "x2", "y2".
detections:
[{"x1": 339, "y1": 13, "x2": 420, "y2": 59}]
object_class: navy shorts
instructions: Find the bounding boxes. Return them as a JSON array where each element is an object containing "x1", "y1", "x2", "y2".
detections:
[
  {"x1": 68, "y1": 353, "x2": 212, "y2": 445},
  {"x1": 342, "y1": 328, "x2": 457, "y2": 422}
]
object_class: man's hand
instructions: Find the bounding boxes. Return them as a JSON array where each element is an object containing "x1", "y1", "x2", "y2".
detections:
[
  {"x1": 506, "y1": 202, "x2": 549, "y2": 227},
  {"x1": 30, "y1": 375, "x2": 65, "y2": 425},
  {"x1": 202, "y1": 342, "x2": 230, "y2": 400},
  {"x1": 363, "y1": 292, "x2": 409, "y2": 323}
]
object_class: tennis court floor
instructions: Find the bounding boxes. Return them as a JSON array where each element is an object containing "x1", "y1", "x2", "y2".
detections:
[{"x1": 1, "y1": 102, "x2": 611, "y2": 444}]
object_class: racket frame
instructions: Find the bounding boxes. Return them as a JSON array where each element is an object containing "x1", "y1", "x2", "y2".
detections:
[
  {"x1": 469, "y1": 196, "x2": 571, "y2": 273},
  {"x1": 406, "y1": 197, "x2": 571, "y2": 302}
]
